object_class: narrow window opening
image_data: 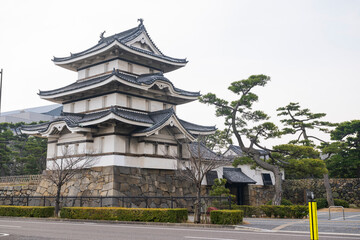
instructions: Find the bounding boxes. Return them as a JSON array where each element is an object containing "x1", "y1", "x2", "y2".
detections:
[
  {"x1": 99, "y1": 137, "x2": 105, "y2": 153},
  {"x1": 74, "y1": 144, "x2": 79, "y2": 154},
  {"x1": 178, "y1": 144, "x2": 182, "y2": 159},
  {"x1": 153, "y1": 143, "x2": 158, "y2": 155},
  {"x1": 145, "y1": 100, "x2": 151, "y2": 111},
  {"x1": 262, "y1": 173, "x2": 273, "y2": 186},
  {"x1": 126, "y1": 96, "x2": 132, "y2": 108},
  {"x1": 85, "y1": 68, "x2": 90, "y2": 78},
  {"x1": 102, "y1": 96, "x2": 107, "y2": 108},
  {"x1": 163, "y1": 103, "x2": 167, "y2": 110},
  {"x1": 128, "y1": 63, "x2": 133, "y2": 73},
  {"x1": 86, "y1": 99, "x2": 91, "y2": 111},
  {"x1": 125, "y1": 137, "x2": 131, "y2": 153},
  {"x1": 165, "y1": 145, "x2": 169, "y2": 156},
  {"x1": 70, "y1": 103, "x2": 75, "y2": 113},
  {"x1": 104, "y1": 63, "x2": 109, "y2": 72}
]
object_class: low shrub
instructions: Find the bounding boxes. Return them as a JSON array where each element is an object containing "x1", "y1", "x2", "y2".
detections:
[
  {"x1": 232, "y1": 205, "x2": 261, "y2": 217},
  {"x1": 260, "y1": 205, "x2": 308, "y2": 218},
  {"x1": 334, "y1": 199, "x2": 349, "y2": 208},
  {"x1": 0, "y1": 205, "x2": 54, "y2": 218},
  {"x1": 315, "y1": 198, "x2": 349, "y2": 209},
  {"x1": 315, "y1": 198, "x2": 327, "y2": 209},
  {"x1": 60, "y1": 207, "x2": 187, "y2": 223},
  {"x1": 210, "y1": 210, "x2": 243, "y2": 225},
  {"x1": 266, "y1": 199, "x2": 293, "y2": 206}
]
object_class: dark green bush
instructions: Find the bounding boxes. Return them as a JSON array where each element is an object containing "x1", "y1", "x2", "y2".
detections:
[
  {"x1": 315, "y1": 198, "x2": 349, "y2": 209},
  {"x1": 210, "y1": 210, "x2": 243, "y2": 225},
  {"x1": 315, "y1": 198, "x2": 327, "y2": 209},
  {"x1": 260, "y1": 205, "x2": 308, "y2": 218},
  {"x1": 334, "y1": 199, "x2": 349, "y2": 208},
  {"x1": 60, "y1": 207, "x2": 187, "y2": 223},
  {"x1": 231, "y1": 205, "x2": 261, "y2": 217},
  {"x1": 0, "y1": 206, "x2": 54, "y2": 218},
  {"x1": 266, "y1": 199, "x2": 293, "y2": 205}
]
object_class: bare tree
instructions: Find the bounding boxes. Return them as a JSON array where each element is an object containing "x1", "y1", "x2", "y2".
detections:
[
  {"x1": 44, "y1": 146, "x2": 98, "y2": 215},
  {"x1": 176, "y1": 138, "x2": 229, "y2": 223}
]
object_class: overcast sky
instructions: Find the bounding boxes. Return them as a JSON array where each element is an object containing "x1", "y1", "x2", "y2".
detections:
[{"x1": 0, "y1": 0, "x2": 359, "y2": 146}]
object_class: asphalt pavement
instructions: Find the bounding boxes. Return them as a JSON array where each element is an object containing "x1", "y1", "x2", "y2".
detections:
[{"x1": 0, "y1": 210, "x2": 358, "y2": 240}]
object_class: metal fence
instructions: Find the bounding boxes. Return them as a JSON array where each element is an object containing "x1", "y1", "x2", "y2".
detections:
[{"x1": 0, "y1": 195, "x2": 232, "y2": 212}]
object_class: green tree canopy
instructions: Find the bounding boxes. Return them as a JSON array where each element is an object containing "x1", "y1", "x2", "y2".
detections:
[{"x1": 323, "y1": 120, "x2": 360, "y2": 178}]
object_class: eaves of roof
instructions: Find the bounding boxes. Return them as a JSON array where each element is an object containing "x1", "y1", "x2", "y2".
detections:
[
  {"x1": 52, "y1": 23, "x2": 187, "y2": 64},
  {"x1": 20, "y1": 107, "x2": 216, "y2": 137},
  {"x1": 38, "y1": 70, "x2": 200, "y2": 98}
]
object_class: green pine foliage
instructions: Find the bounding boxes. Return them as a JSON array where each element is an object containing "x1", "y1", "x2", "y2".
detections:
[
  {"x1": 209, "y1": 178, "x2": 231, "y2": 197},
  {"x1": 322, "y1": 120, "x2": 360, "y2": 178},
  {"x1": 0, "y1": 122, "x2": 47, "y2": 176}
]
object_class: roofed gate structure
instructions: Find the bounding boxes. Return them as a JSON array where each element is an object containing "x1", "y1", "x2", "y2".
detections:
[{"x1": 22, "y1": 20, "x2": 216, "y2": 207}]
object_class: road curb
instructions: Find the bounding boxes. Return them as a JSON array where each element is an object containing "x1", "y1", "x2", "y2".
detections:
[{"x1": 0, "y1": 216, "x2": 238, "y2": 229}]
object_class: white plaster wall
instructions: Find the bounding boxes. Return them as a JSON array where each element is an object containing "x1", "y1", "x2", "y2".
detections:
[
  {"x1": 144, "y1": 142, "x2": 154, "y2": 154},
  {"x1": 114, "y1": 135, "x2": 126, "y2": 153},
  {"x1": 92, "y1": 155, "x2": 178, "y2": 170},
  {"x1": 78, "y1": 60, "x2": 118, "y2": 79},
  {"x1": 151, "y1": 101, "x2": 163, "y2": 111},
  {"x1": 47, "y1": 142, "x2": 57, "y2": 158},
  {"x1": 132, "y1": 96, "x2": 146, "y2": 111},
  {"x1": 64, "y1": 92, "x2": 168, "y2": 113}
]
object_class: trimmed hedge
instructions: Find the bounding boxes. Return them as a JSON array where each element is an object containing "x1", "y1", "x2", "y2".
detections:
[
  {"x1": 260, "y1": 205, "x2": 308, "y2": 218},
  {"x1": 231, "y1": 205, "x2": 261, "y2": 217},
  {"x1": 315, "y1": 198, "x2": 350, "y2": 209},
  {"x1": 0, "y1": 206, "x2": 54, "y2": 218},
  {"x1": 60, "y1": 207, "x2": 188, "y2": 223},
  {"x1": 229, "y1": 205, "x2": 308, "y2": 218},
  {"x1": 210, "y1": 210, "x2": 243, "y2": 225},
  {"x1": 266, "y1": 199, "x2": 293, "y2": 206}
]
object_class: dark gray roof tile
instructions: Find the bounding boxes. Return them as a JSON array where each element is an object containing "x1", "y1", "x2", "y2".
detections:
[
  {"x1": 39, "y1": 70, "x2": 199, "y2": 98},
  {"x1": 223, "y1": 168, "x2": 256, "y2": 184},
  {"x1": 21, "y1": 107, "x2": 214, "y2": 136},
  {"x1": 53, "y1": 23, "x2": 186, "y2": 64}
]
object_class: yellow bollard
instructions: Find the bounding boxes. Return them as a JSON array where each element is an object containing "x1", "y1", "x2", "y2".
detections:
[{"x1": 309, "y1": 201, "x2": 319, "y2": 240}]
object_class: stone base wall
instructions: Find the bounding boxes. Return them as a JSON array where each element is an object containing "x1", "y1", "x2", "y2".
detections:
[
  {"x1": 248, "y1": 185, "x2": 275, "y2": 206},
  {"x1": 0, "y1": 166, "x2": 198, "y2": 209},
  {"x1": 0, "y1": 185, "x2": 38, "y2": 205},
  {"x1": 283, "y1": 178, "x2": 360, "y2": 206}
]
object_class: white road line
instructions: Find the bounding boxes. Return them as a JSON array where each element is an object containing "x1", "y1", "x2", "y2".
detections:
[
  {"x1": 185, "y1": 237, "x2": 236, "y2": 240},
  {"x1": 272, "y1": 219, "x2": 307, "y2": 231},
  {"x1": 332, "y1": 214, "x2": 360, "y2": 221},
  {"x1": 0, "y1": 225, "x2": 21, "y2": 228},
  {"x1": 0, "y1": 233, "x2": 9, "y2": 238}
]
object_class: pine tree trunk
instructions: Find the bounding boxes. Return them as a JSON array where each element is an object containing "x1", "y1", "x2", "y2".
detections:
[
  {"x1": 272, "y1": 168, "x2": 283, "y2": 205},
  {"x1": 323, "y1": 173, "x2": 334, "y2": 207}
]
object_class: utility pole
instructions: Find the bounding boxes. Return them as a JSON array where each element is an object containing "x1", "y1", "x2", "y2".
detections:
[{"x1": 0, "y1": 69, "x2": 2, "y2": 116}]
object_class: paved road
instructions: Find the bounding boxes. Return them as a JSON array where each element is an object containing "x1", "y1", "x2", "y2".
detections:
[
  {"x1": 243, "y1": 211, "x2": 360, "y2": 233},
  {"x1": 0, "y1": 217, "x2": 359, "y2": 240}
]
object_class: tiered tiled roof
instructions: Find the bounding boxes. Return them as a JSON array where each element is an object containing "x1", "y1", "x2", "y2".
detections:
[
  {"x1": 39, "y1": 70, "x2": 199, "y2": 98},
  {"x1": 21, "y1": 107, "x2": 216, "y2": 137},
  {"x1": 53, "y1": 22, "x2": 187, "y2": 65}
]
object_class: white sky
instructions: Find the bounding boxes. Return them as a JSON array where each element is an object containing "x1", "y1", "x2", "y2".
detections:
[{"x1": 0, "y1": 0, "x2": 359, "y2": 146}]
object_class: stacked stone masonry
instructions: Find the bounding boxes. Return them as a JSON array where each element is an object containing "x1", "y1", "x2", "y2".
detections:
[{"x1": 283, "y1": 178, "x2": 360, "y2": 206}]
